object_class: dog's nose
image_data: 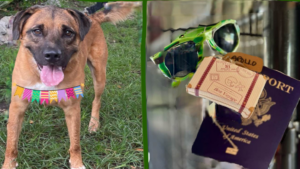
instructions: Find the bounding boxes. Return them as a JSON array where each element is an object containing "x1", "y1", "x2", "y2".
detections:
[{"x1": 43, "y1": 49, "x2": 61, "y2": 63}]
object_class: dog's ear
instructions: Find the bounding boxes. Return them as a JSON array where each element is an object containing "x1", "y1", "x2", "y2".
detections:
[
  {"x1": 13, "y1": 5, "x2": 42, "y2": 40},
  {"x1": 67, "y1": 9, "x2": 91, "y2": 41}
]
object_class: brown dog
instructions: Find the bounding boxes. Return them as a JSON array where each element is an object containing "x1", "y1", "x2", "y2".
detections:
[{"x1": 2, "y1": 2, "x2": 138, "y2": 169}]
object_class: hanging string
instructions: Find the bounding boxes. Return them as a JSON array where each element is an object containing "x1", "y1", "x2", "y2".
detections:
[
  {"x1": 214, "y1": 119, "x2": 238, "y2": 150},
  {"x1": 206, "y1": 102, "x2": 238, "y2": 150},
  {"x1": 147, "y1": 22, "x2": 264, "y2": 37}
]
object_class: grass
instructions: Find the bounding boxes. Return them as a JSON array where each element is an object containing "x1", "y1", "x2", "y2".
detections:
[{"x1": 0, "y1": 6, "x2": 143, "y2": 169}]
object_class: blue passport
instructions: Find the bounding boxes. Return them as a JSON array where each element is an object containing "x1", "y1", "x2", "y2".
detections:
[{"x1": 192, "y1": 66, "x2": 300, "y2": 169}]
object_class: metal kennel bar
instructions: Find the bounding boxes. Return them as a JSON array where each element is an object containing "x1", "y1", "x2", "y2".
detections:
[{"x1": 266, "y1": 2, "x2": 300, "y2": 169}]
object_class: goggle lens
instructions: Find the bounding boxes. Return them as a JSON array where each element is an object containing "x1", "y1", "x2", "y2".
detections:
[
  {"x1": 164, "y1": 41, "x2": 198, "y2": 78},
  {"x1": 213, "y1": 24, "x2": 238, "y2": 52}
]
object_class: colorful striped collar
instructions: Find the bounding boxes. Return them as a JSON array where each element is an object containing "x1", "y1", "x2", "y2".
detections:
[{"x1": 13, "y1": 83, "x2": 84, "y2": 104}]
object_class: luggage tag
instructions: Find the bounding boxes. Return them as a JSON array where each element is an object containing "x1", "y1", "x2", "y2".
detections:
[
  {"x1": 223, "y1": 52, "x2": 264, "y2": 73},
  {"x1": 192, "y1": 66, "x2": 300, "y2": 169},
  {"x1": 215, "y1": 53, "x2": 264, "y2": 123},
  {"x1": 186, "y1": 56, "x2": 266, "y2": 119}
]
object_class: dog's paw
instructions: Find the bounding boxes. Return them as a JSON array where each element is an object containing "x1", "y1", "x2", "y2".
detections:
[
  {"x1": 2, "y1": 162, "x2": 18, "y2": 169},
  {"x1": 71, "y1": 166, "x2": 86, "y2": 169},
  {"x1": 88, "y1": 118, "x2": 100, "y2": 133},
  {"x1": 69, "y1": 160, "x2": 85, "y2": 169}
]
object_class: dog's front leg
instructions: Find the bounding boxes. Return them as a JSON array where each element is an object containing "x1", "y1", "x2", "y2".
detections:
[
  {"x1": 2, "y1": 100, "x2": 29, "y2": 169},
  {"x1": 62, "y1": 103, "x2": 85, "y2": 169}
]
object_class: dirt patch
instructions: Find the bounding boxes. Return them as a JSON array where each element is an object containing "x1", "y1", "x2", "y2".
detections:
[{"x1": 0, "y1": 102, "x2": 9, "y2": 110}]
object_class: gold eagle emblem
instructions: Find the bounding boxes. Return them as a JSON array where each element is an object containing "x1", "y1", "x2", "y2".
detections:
[{"x1": 242, "y1": 89, "x2": 276, "y2": 127}]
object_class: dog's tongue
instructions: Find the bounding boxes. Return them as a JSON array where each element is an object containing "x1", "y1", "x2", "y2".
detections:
[{"x1": 40, "y1": 66, "x2": 64, "y2": 86}]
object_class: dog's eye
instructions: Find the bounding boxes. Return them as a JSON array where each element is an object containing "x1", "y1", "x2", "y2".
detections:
[
  {"x1": 65, "y1": 30, "x2": 74, "y2": 37},
  {"x1": 32, "y1": 29, "x2": 42, "y2": 35}
]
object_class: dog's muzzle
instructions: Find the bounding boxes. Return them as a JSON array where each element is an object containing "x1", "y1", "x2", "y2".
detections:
[{"x1": 35, "y1": 48, "x2": 65, "y2": 87}]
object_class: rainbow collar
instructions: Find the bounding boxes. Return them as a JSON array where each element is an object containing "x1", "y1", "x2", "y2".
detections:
[{"x1": 13, "y1": 83, "x2": 84, "y2": 104}]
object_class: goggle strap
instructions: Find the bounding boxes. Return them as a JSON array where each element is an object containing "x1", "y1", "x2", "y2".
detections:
[{"x1": 160, "y1": 23, "x2": 218, "y2": 32}]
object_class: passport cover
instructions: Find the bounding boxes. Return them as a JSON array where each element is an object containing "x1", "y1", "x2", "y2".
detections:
[
  {"x1": 186, "y1": 56, "x2": 266, "y2": 119},
  {"x1": 192, "y1": 66, "x2": 300, "y2": 169}
]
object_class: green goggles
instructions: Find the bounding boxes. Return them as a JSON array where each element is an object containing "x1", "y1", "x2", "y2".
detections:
[{"x1": 150, "y1": 19, "x2": 240, "y2": 87}]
